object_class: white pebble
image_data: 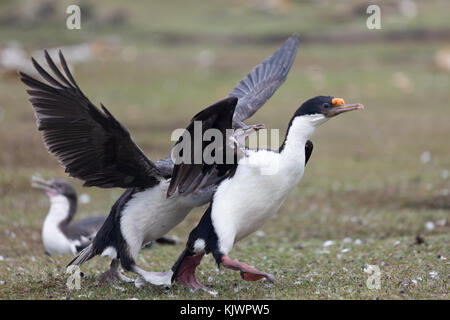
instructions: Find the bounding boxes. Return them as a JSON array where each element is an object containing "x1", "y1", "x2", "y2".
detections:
[
  {"x1": 343, "y1": 237, "x2": 352, "y2": 243},
  {"x1": 0, "y1": 280, "x2": 4, "y2": 285},
  {"x1": 0, "y1": 256, "x2": 4, "y2": 261},
  {"x1": 79, "y1": 194, "x2": 91, "y2": 204},
  {"x1": 354, "y1": 239, "x2": 363, "y2": 245},
  {"x1": 393, "y1": 240, "x2": 400, "y2": 246},
  {"x1": 429, "y1": 271, "x2": 438, "y2": 278},
  {"x1": 424, "y1": 221, "x2": 435, "y2": 231},
  {"x1": 255, "y1": 230, "x2": 266, "y2": 238},
  {"x1": 323, "y1": 240, "x2": 335, "y2": 247},
  {"x1": 420, "y1": 151, "x2": 431, "y2": 164},
  {"x1": 441, "y1": 169, "x2": 449, "y2": 180},
  {"x1": 341, "y1": 248, "x2": 351, "y2": 253}
]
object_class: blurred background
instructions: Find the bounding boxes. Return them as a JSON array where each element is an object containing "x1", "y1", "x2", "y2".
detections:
[{"x1": 0, "y1": 0, "x2": 448, "y2": 299}]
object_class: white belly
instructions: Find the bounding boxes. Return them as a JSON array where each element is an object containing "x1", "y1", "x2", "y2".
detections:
[
  {"x1": 212, "y1": 150, "x2": 304, "y2": 254},
  {"x1": 120, "y1": 180, "x2": 192, "y2": 259},
  {"x1": 42, "y1": 224, "x2": 76, "y2": 255}
]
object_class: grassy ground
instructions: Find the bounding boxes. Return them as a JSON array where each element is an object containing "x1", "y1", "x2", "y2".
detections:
[{"x1": 0, "y1": 0, "x2": 449, "y2": 299}]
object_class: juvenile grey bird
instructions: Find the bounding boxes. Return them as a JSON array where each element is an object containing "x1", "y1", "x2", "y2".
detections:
[
  {"x1": 32, "y1": 176, "x2": 105, "y2": 255},
  {"x1": 32, "y1": 176, "x2": 179, "y2": 257}
]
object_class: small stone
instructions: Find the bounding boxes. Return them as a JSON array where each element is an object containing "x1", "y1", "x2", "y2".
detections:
[
  {"x1": 79, "y1": 194, "x2": 91, "y2": 204},
  {"x1": 255, "y1": 230, "x2": 266, "y2": 238},
  {"x1": 323, "y1": 240, "x2": 335, "y2": 247},
  {"x1": 420, "y1": 151, "x2": 431, "y2": 164},
  {"x1": 354, "y1": 239, "x2": 363, "y2": 245},
  {"x1": 424, "y1": 221, "x2": 435, "y2": 231},
  {"x1": 415, "y1": 235, "x2": 425, "y2": 245}
]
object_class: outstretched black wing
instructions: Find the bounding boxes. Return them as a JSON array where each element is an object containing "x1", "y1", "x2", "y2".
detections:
[
  {"x1": 229, "y1": 34, "x2": 300, "y2": 126},
  {"x1": 20, "y1": 50, "x2": 162, "y2": 188},
  {"x1": 167, "y1": 97, "x2": 238, "y2": 197}
]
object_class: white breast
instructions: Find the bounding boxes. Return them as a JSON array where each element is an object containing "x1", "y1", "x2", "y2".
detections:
[
  {"x1": 42, "y1": 195, "x2": 78, "y2": 255},
  {"x1": 212, "y1": 148, "x2": 305, "y2": 254},
  {"x1": 120, "y1": 180, "x2": 193, "y2": 259},
  {"x1": 211, "y1": 115, "x2": 322, "y2": 255}
]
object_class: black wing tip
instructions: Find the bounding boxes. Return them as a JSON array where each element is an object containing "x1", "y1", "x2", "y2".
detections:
[{"x1": 18, "y1": 70, "x2": 31, "y2": 81}]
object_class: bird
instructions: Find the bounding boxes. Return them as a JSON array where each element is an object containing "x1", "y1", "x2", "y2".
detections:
[
  {"x1": 20, "y1": 34, "x2": 301, "y2": 285},
  {"x1": 167, "y1": 95, "x2": 364, "y2": 291},
  {"x1": 31, "y1": 175, "x2": 105, "y2": 255},
  {"x1": 31, "y1": 176, "x2": 179, "y2": 257}
]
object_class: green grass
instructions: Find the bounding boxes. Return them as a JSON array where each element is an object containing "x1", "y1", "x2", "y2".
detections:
[{"x1": 0, "y1": 0, "x2": 449, "y2": 299}]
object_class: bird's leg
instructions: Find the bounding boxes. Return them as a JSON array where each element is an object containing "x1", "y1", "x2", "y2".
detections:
[
  {"x1": 221, "y1": 255, "x2": 274, "y2": 282},
  {"x1": 97, "y1": 259, "x2": 133, "y2": 284},
  {"x1": 132, "y1": 265, "x2": 173, "y2": 288},
  {"x1": 173, "y1": 251, "x2": 205, "y2": 291}
]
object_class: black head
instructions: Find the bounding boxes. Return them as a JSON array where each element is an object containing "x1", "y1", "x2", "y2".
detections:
[
  {"x1": 293, "y1": 96, "x2": 363, "y2": 118},
  {"x1": 32, "y1": 176, "x2": 77, "y2": 200}
]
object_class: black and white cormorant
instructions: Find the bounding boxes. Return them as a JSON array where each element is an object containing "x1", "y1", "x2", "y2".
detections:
[
  {"x1": 166, "y1": 96, "x2": 363, "y2": 291},
  {"x1": 31, "y1": 176, "x2": 178, "y2": 257},
  {"x1": 20, "y1": 35, "x2": 301, "y2": 285},
  {"x1": 31, "y1": 176, "x2": 105, "y2": 255}
]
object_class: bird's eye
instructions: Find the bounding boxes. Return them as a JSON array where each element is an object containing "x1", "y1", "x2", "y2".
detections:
[{"x1": 323, "y1": 103, "x2": 330, "y2": 109}]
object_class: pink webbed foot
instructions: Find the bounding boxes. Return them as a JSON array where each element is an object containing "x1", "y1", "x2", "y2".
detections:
[
  {"x1": 175, "y1": 252, "x2": 205, "y2": 291},
  {"x1": 221, "y1": 255, "x2": 275, "y2": 282}
]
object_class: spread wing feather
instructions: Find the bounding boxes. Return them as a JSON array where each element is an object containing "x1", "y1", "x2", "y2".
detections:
[
  {"x1": 167, "y1": 97, "x2": 238, "y2": 197},
  {"x1": 229, "y1": 34, "x2": 300, "y2": 125},
  {"x1": 20, "y1": 50, "x2": 161, "y2": 188}
]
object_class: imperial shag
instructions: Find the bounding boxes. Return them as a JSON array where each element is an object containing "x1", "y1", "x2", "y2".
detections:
[{"x1": 167, "y1": 96, "x2": 363, "y2": 291}]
